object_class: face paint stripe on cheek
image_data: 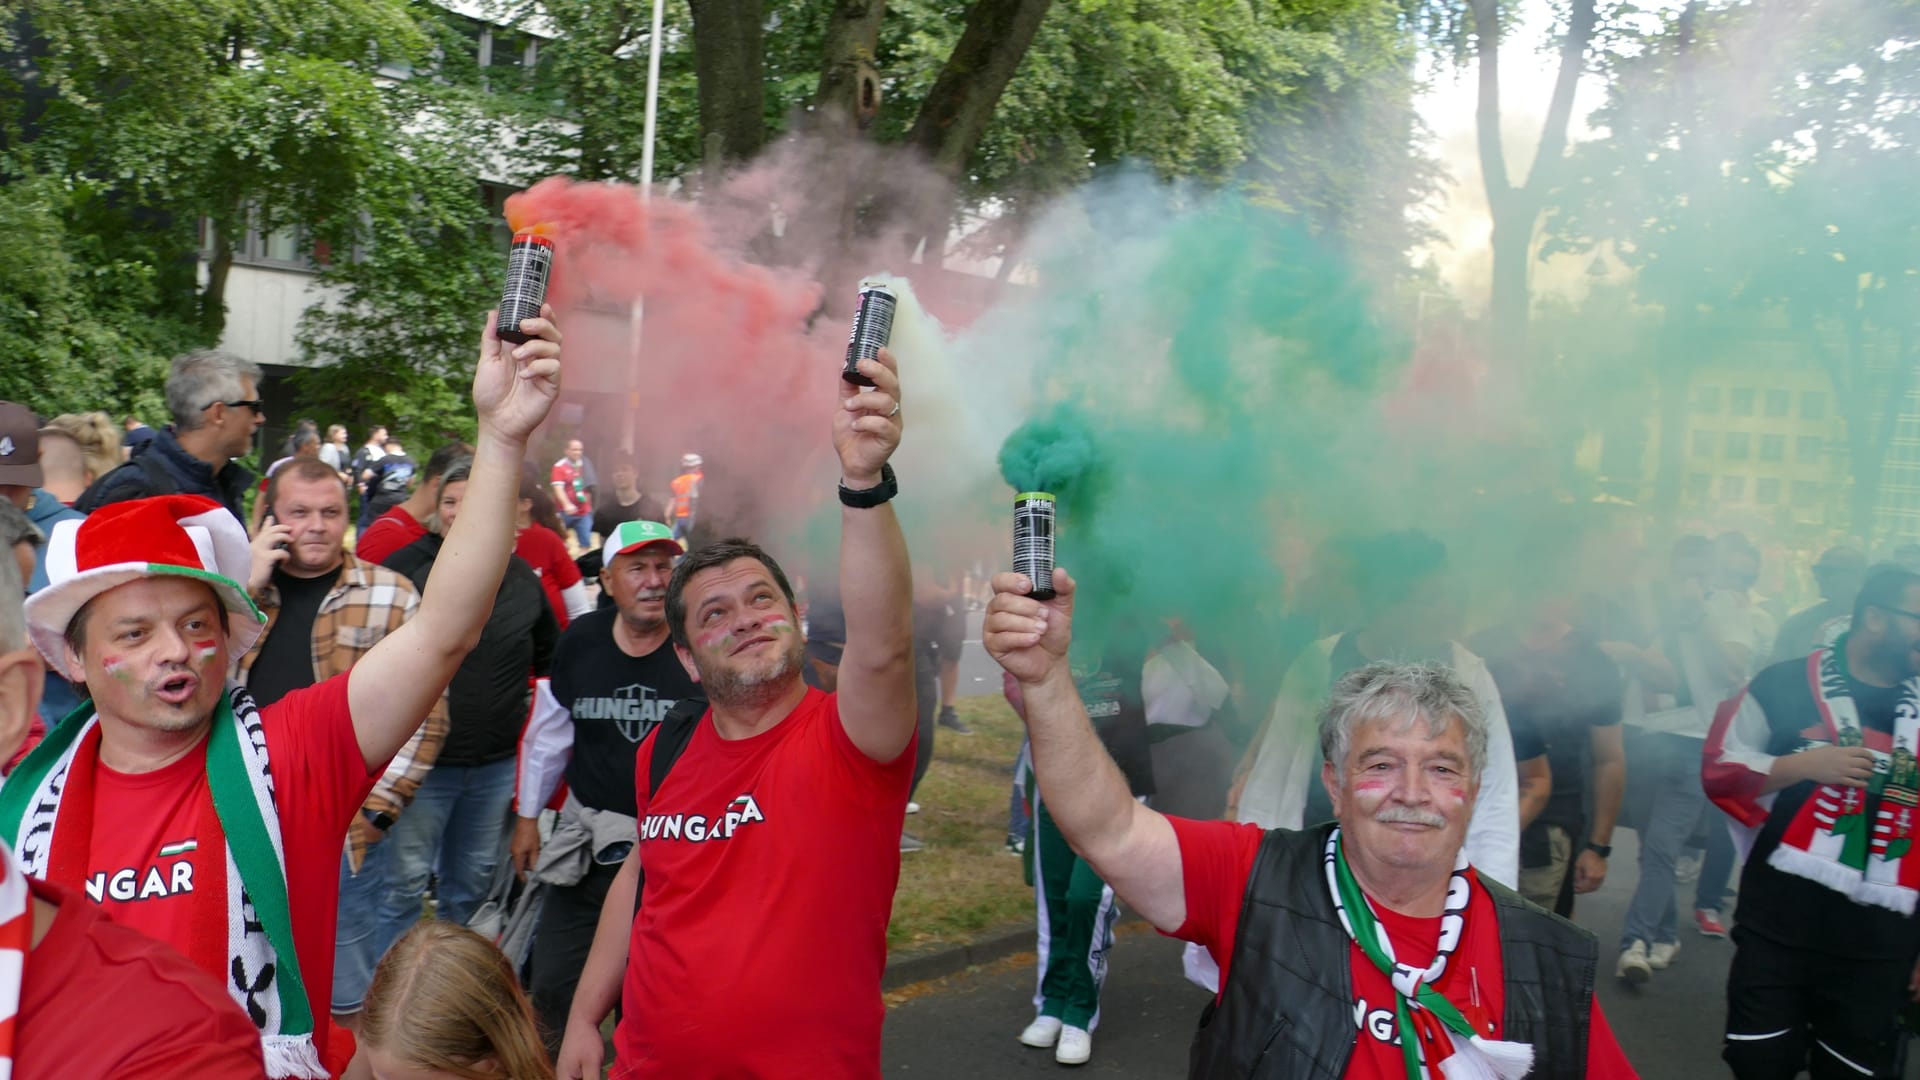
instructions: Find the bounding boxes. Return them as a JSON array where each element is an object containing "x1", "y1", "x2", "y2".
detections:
[{"x1": 192, "y1": 640, "x2": 220, "y2": 666}]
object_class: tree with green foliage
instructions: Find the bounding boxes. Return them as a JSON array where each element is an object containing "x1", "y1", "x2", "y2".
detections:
[{"x1": 1546, "y1": 0, "x2": 1920, "y2": 539}]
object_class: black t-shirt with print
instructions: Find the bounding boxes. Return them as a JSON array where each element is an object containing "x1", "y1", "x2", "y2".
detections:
[{"x1": 551, "y1": 608, "x2": 703, "y2": 817}]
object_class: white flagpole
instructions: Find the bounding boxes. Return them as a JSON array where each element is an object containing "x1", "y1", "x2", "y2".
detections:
[{"x1": 623, "y1": 0, "x2": 665, "y2": 455}]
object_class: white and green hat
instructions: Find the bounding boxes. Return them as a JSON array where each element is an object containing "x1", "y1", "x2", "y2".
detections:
[
  {"x1": 23, "y1": 494, "x2": 266, "y2": 679},
  {"x1": 601, "y1": 519, "x2": 684, "y2": 565}
]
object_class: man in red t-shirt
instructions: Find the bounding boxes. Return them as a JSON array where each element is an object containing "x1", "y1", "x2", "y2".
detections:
[
  {"x1": 556, "y1": 348, "x2": 914, "y2": 1080},
  {"x1": 0, "y1": 542, "x2": 266, "y2": 1077},
  {"x1": 551, "y1": 438, "x2": 595, "y2": 552},
  {"x1": 1, "y1": 307, "x2": 564, "y2": 1078},
  {"x1": 354, "y1": 441, "x2": 471, "y2": 567},
  {"x1": 983, "y1": 569, "x2": 1638, "y2": 1079}
]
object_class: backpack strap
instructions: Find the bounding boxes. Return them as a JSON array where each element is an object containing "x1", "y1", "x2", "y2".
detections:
[
  {"x1": 634, "y1": 696, "x2": 706, "y2": 922},
  {"x1": 646, "y1": 696, "x2": 706, "y2": 800}
]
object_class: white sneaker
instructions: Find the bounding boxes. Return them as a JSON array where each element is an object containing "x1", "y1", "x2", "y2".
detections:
[
  {"x1": 1649, "y1": 942, "x2": 1680, "y2": 970},
  {"x1": 1018, "y1": 1016, "x2": 1062, "y2": 1048},
  {"x1": 906, "y1": 801, "x2": 921, "y2": 815},
  {"x1": 1616, "y1": 940, "x2": 1651, "y2": 984},
  {"x1": 1055, "y1": 1026, "x2": 1092, "y2": 1066}
]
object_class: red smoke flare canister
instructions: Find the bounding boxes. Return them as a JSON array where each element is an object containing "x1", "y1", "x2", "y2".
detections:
[{"x1": 497, "y1": 232, "x2": 554, "y2": 344}]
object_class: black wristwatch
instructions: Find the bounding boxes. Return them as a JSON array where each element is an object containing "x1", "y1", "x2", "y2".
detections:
[
  {"x1": 363, "y1": 808, "x2": 396, "y2": 831},
  {"x1": 1586, "y1": 841, "x2": 1612, "y2": 858},
  {"x1": 838, "y1": 463, "x2": 898, "y2": 508}
]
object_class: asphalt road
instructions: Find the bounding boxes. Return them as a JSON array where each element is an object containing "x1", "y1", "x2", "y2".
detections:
[{"x1": 883, "y1": 809, "x2": 1738, "y2": 1078}]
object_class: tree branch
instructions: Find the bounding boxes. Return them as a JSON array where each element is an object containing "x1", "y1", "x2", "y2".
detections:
[
  {"x1": 1523, "y1": 0, "x2": 1598, "y2": 202},
  {"x1": 1471, "y1": 0, "x2": 1512, "y2": 206}
]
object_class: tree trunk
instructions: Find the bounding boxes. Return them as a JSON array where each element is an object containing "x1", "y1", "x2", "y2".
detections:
[
  {"x1": 903, "y1": 0, "x2": 1053, "y2": 176},
  {"x1": 1652, "y1": 315, "x2": 1696, "y2": 515},
  {"x1": 814, "y1": 0, "x2": 887, "y2": 132},
  {"x1": 1471, "y1": 0, "x2": 1596, "y2": 376},
  {"x1": 200, "y1": 216, "x2": 236, "y2": 339},
  {"x1": 892, "y1": 0, "x2": 1054, "y2": 263},
  {"x1": 688, "y1": 0, "x2": 766, "y2": 167}
]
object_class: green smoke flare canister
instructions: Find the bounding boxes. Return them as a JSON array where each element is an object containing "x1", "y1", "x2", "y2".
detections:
[
  {"x1": 841, "y1": 280, "x2": 896, "y2": 387},
  {"x1": 1013, "y1": 492, "x2": 1057, "y2": 601}
]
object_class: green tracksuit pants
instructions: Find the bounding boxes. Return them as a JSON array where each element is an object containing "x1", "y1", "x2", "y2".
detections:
[{"x1": 1030, "y1": 797, "x2": 1122, "y2": 1031}]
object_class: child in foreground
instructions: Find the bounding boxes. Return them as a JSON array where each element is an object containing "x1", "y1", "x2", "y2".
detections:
[{"x1": 358, "y1": 921, "x2": 554, "y2": 1080}]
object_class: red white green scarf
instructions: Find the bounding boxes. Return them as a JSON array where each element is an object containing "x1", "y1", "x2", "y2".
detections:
[
  {"x1": 0, "y1": 839, "x2": 32, "y2": 1079},
  {"x1": 1323, "y1": 828, "x2": 1533, "y2": 1080},
  {"x1": 1768, "y1": 644, "x2": 1920, "y2": 915},
  {"x1": 0, "y1": 686, "x2": 324, "y2": 1078}
]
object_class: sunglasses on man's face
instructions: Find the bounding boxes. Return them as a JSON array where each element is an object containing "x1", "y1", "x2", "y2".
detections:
[{"x1": 204, "y1": 399, "x2": 264, "y2": 415}]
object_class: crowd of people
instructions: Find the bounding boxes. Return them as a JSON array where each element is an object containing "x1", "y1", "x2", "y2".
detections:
[{"x1": 0, "y1": 302, "x2": 1918, "y2": 1080}]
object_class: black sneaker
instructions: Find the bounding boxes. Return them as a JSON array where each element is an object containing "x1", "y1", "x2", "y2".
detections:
[{"x1": 937, "y1": 706, "x2": 974, "y2": 735}]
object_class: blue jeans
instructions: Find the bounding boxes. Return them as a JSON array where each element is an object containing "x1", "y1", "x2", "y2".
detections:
[
  {"x1": 564, "y1": 512, "x2": 592, "y2": 550},
  {"x1": 333, "y1": 838, "x2": 394, "y2": 1013},
  {"x1": 1698, "y1": 805, "x2": 1737, "y2": 913},
  {"x1": 358, "y1": 758, "x2": 517, "y2": 984},
  {"x1": 1622, "y1": 733, "x2": 1709, "y2": 949}
]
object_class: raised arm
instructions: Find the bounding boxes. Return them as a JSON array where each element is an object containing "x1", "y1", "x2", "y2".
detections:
[
  {"x1": 347, "y1": 308, "x2": 561, "y2": 770},
  {"x1": 984, "y1": 568, "x2": 1186, "y2": 931},
  {"x1": 833, "y1": 347, "x2": 915, "y2": 762}
]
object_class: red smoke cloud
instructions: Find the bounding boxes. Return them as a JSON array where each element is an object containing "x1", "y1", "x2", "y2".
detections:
[{"x1": 504, "y1": 175, "x2": 838, "y2": 539}]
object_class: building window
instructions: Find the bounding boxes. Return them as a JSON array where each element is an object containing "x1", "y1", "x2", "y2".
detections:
[
  {"x1": 1725, "y1": 432, "x2": 1751, "y2": 461},
  {"x1": 1765, "y1": 389, "x2": 1792, "y2": 418},
  {"x1": 1693, "y1": 386, "x2": 1722, "y2": 415},
  {"x1": 1756, "y1": 478, "x2": 1782, "y2": 505},
  {"x1": 1721, "y1": 475, "x2": 1747, "y2": 502},
  {"x1": 1687, "y1": 473, "x2": 1712, "y2": 502},
  {"x1": 1797, "y1": 435, "x2": 1824, "y2": 463},
  {"x1": 1760, "y1": 434, "x2": 1785, "y2": 462},
  {"x1": 224, "y1": 211, "x2": 316, "y2": 271},
  {"x1": 1793, "y1": 481, "x2": 1821, "y2": 508},
  {"x1": 1801, "y1": 391, "x2": 1828, "y2": 420},
  {"x1": 1730, "y1": 388, "x2": 1756, "y2": 417},
  {"x1": 1692, "y1": 431, "x2": 1715, "y2": 458},
  {"x1": 479, "y1": 182, "x2": 521, "y2": 255}
]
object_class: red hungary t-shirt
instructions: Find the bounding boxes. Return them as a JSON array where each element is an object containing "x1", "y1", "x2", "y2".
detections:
[
  {"x1": 76, "y1": 676, "x2": 377, "y2": 1076},
  {"x1": 1168, "y1": 818, "x2": 1639, "y2": 1078},
  {"x1": 612, "y1": 688, "x2": 914, "y2": 1079}
]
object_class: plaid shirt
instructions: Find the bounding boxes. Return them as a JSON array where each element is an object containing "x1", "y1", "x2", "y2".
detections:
[{"x1": 238, "y1": 551, "x2": 449, "y2": 872}]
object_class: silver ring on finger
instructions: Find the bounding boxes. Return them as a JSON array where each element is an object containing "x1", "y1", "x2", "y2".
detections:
[{"x1": 888, "y1": 401, "x2": 901, "y2": 418}]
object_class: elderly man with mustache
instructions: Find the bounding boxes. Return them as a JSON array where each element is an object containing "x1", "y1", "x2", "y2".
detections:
[
  {"x1": 984, "y1": 567, "x2": 1639, "y2": 1079},
  {"x1": 513, "y1": 519, "x2": 701, "y2": 1057}
]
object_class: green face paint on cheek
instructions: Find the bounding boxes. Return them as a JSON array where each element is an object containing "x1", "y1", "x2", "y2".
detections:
[
  {"x1": 192, "y1": 640, "x2": 219, "y2": 666},
  {"x1": 101, "y1": 656, "x2": 135, "y2": 683},
  {"x1": 696, "y1": 628, "x2": 736, "y2": 651}
]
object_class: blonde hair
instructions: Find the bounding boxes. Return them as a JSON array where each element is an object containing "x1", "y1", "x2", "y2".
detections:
[
  {"x1": 359, "y1": 922, "x2": 554, "y2": 1080},
  {"x1": 46, "y1": 411, "x2": 122, "y2": 484}
]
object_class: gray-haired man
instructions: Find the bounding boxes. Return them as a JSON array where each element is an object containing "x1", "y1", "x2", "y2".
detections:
[
  {"x1": 984, "y1": 567, "x2": 1637, "y2": 1078},
  {"x1": 76, "y1": 349, "x2": 265, "y2": 522}
]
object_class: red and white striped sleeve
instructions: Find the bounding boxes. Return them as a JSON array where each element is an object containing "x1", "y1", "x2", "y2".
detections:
[{"x1": 1703, "y1": 687, "x2": 1777, "y2": 828}]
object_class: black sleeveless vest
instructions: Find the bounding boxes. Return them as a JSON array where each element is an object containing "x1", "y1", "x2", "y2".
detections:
[{"x1": 1187, "y1": 823, "x2": 1596, "y2": 1079}]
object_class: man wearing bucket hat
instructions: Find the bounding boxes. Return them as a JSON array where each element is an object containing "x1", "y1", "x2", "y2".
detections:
[
  {"x1": 513, "y1": 519, "x2": 698, "y2": 1055},
  {"x1": 0, "y1": 308, "x2": 563, "y2": 1078}
]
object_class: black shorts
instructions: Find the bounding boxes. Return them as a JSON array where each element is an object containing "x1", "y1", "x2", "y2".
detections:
[
  {"x1": 928, "y1": 603, "x2": 966, "y2": 660},
  {"x1": 1723, "y1": 927, "x2": 1911, "y2": 1079}
]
